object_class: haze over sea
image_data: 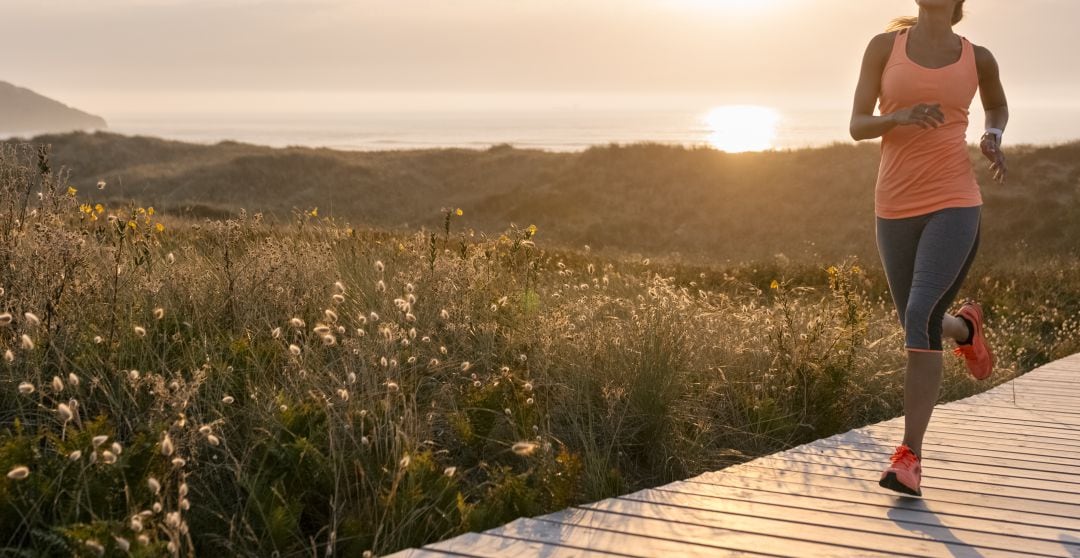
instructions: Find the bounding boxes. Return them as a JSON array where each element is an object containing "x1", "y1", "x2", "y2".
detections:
[{"x1": 104, "y1": 100, "x2": 1078, "y2": 153}]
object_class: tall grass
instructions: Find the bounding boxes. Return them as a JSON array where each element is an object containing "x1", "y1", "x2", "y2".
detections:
[{"x1": 1, "y1": 143, "x2": 1078, "y2": 556}]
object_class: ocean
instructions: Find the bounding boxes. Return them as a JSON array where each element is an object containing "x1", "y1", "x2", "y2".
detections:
[{"x1": 97, "y1": 103, "x2": 1080, "y2": 153}]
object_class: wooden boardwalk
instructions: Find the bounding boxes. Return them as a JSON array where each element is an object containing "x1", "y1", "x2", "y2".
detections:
[{"x1": 389, "y1": 353, "x2": 1080, "y2": 557}]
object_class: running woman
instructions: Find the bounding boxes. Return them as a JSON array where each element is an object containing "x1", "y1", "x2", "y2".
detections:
[{"x1": 849, "y1": 0, "x2": 1008, "y2": 496}]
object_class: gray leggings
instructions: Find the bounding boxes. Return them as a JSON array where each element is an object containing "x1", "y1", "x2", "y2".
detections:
[{"x1": 875, "y1": 206, "x2": 981, "y2": 352}]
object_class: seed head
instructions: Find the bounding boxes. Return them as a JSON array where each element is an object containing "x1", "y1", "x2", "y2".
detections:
[
  {"x1": 512, "y1": 441, "x2": 538, "y2": 456},
  {"x1": 133, "y1": 326, "x2": 146, "y2": 337},
  {"x1": 17, "y1": 382, "x2": 34, "y2": 394},
  {"x1": 374, "y1": 260, "x2": 384, "y2": 272},
  {"x1": 92, "y1": 435, "x2": 108, "y2": 447},
  {"x1": 332, "y1": 294, "x2": 345, "y2": 304},
  {"x1": 4, "y1": 350, "x2": 13, "y2": 363},
  {"x1": 314, "y1": 325, "x2": 331, "y2": 335},
  {"x1": 444, "y1": 466, "x2": 457, "y2": 477},
  {"x1": 147, "y1": 477, "x2": 161, "y2": 494},
  {"x1": 111, "y1": 442, "x2": 123, "y2": 455},
  {"x1": 290, "y1": 318, "x2": 305, "y2": 328},
  {"x1": 386, "y1": 381, "x2": 400, "y2": 392},
  {"x1": 93, "y1": 336, "x2": 103, "y2": 344},
  {"x1": 375, "y1": 280, "x2": 386, "y2": 293},
  {"x1": 114, "y1": 537, "x2": 130, "y2": 552},
  {"x1": 154, "y1": 308, "x2": 165, "y2": 320},
  {"x1": 439, "y1": 309, "x2": 450, "y2": 320},
  {"x1": 69, "y1": 450, "x2": 82, "y2": 460},
  {"x1": 325, "y1": 309, "x2": 338, "y2": 322},
  {"x1": 322, "y1": 335, "x2": 336, "y2": 346},
  {"x1": 161, "y1": 434, "x2": 174, "y2": 456},
  {"x1": 334, "y1": 281, "x2": 346, "y2": 294},
  {"x1": 101, "y1": 450, "x2": 117, "y2": 464},
  {"x1": 207, "y1": 434, "x2": 221, "y2": 446},
  {"x1": 289, "y1": 344, "x2": 301, "y2": 356},
  {"x1": 271, "y1": 327, "x2": 282, "y2": 339},
  {"x1": 399, "y1": 454, "x2": 410, "y2": 468},
  {"x1": 7, "y1": 466, "x2": 29, "y2": 480},
  {"x1": 166, "y1": 252, "x2": 176, "y2": 264},
  {"x1": 460, "y1": 361, "x2": 471, "y2": 372},
  {"x1": 24, "y1": 312, "x2": 40, "y2": 327},
  {"x1": 51, "y1": 376, "x2": 64, "y2": 392},
  {"x1": 0, "y1": 313, "x2": 11, "y2": 326},
  {"x1": 20, "y1": 334, "x2": 34, "y2": 350},
  {"x1": 57, "y1": 403, "x2": 74, "y2": 422},
  {"x1": 222, "y1": 395, "x2": 235, "y2": 404},
  {"x1": 171, "y1": 457, "x2": 186, "y2": 467}
]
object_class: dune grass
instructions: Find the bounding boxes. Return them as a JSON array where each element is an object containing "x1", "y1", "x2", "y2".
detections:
[{"x1": 1, "y1": 143, "x2": 1078, "y2": 556}]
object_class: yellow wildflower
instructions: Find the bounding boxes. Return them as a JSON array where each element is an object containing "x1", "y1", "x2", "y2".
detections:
[
  {"x1": 526, "y1": 224, "x2": 537, "y2": 238},
  {"x1": 147, "y1": 207, "x2": 155, "y2": 216},
  {"x1": 95, "y1": 204, "x2": 104, "y2": 214},
  {"x1": 455, "y1": 208, "x2": 463, "y2": 216},
  {"x1": 310, "y1": 207, "x2": 318, "y2": 217},
  {"x1": 155, "y1": 223, "x2": 165, "y2": 233},
  {"x1": 127, "y1": 221, "x2": 137, "y2": 230},
  {"x1": 770, "y1": 280, "x2": 779, "y2": 290},
  {"x1": 66, "y1": 186, "x2": 77, "y2": 196}
]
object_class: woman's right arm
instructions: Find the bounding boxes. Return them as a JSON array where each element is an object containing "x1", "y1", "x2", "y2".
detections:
[{"x1": 849, "y1": 33, "x2": 944, "y2": 140}]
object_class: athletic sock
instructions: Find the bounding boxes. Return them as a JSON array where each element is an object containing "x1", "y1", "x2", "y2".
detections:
[{"x1": 957, "y1": 316, "x2": 975, "y2": 345}]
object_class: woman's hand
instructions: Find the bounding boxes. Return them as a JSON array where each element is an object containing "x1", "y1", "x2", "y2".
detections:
[
  {"x1": 890, "y1": 103, "x2": 946, "y2": 129},
  {"x1": 980, "y1": 132, "x2": 1007, "y2": 184}
]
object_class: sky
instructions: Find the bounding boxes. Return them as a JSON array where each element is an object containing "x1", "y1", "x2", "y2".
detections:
[{"x1": 1, "y1": 0, "x2": 1076, "y2": 116}]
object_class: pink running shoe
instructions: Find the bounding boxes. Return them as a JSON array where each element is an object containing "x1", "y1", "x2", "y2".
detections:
[
  {"x1": 879, "y1": 444, "x2": 922, "y2": 496},
  {"x1": 953, "y1": 301, "x2": 994, "y2": 380}
]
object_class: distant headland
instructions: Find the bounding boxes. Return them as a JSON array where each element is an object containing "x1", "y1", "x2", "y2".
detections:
[{"x1": 0, "y1": 81, "x2": 107, "y2": 136}]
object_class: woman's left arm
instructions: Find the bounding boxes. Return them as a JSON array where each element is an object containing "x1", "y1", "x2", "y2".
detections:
[{"x1": 975, "y1": 45, "x2": 1009, "y2": 183}]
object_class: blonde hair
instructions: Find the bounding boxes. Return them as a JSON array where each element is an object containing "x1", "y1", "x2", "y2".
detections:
[{"x1": 887, "y1": 1, "x2": 965, "y2": 31}]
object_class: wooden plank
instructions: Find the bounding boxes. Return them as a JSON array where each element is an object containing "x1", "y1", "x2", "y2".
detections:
[
  {"x1": 972, "y1": 392, "x2": 1080, "y2": 407},
  {"x1": 764, "y1": 451, "x2": 1080, "y2": 493},
  {"x1": 777, "y1": 445, "x2": 1080, "y2": 483},
  {"x1": 963, "y1": 397, "x2": 1080, "y2": 416},
  {"x1": 486, "y1": 515, "x2": 786, "y2": 557},
  {"x1": 513, "y1": 507, "x2": 929, "y2": 557},
  {"x1": 601, "y1": 487, "x2": 1079, "y2": 556},
  {"x1": 808, "y1": 436, "x2": 1080, "y2": 475},
  {"x1": 383, "y1": 548, "x2": 476, "y2": 558},
  {"x1": 859, "y1": 423, "x2": 1080, "y2": 455},
  {"x1": 729, "y1": 457, "x2": 1080, "y2": 508},
  {"x1": 931, "y1": 406, "x2": 1080, "y2": 431},
  {"x1": 919, "y1": 417, "x2": 1080, "y2": 444},
  {"x1": 669, "y1": 474, "x2": 1080, "y2": 532},
  {"x1": 821, "y1": 424, "x2": 1080, "y2": 464},
  {"x1": 425, "y1": 532, "x2": 635, "y2": 558},
  {"x1": 698, "y1": 466, "x2": 1080, "y2": 519},
  {"x1": 936, "y1": 402, "x2": 1080, "y2": 427},
  {"x1": 827, "y1": 430, "x2": 1080, "y2": 467}
]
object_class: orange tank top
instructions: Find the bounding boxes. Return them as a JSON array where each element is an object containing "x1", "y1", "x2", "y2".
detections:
[{"x1": 875, "y1": 28, "x2": 982, "y2": 219}]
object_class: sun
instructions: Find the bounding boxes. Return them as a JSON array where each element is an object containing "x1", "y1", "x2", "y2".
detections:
[{"x1": 703, "y1": 105, "x2": 780, "y2": 153}]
